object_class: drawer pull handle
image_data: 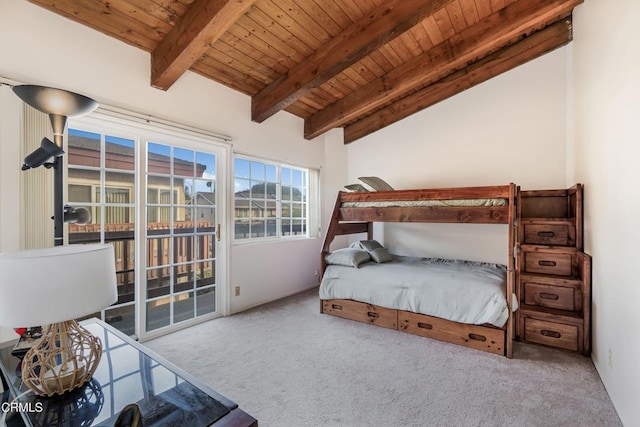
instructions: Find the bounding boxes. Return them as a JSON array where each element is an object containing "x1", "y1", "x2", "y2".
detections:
[
  {"x1": 539, "y1": 292, "x2": 559, "y2": 300},
  {"x1": 537, "y1": 231, "x2": 556, "y2": 238},
  {"x1": 468, "y1": 333, "x2": 487, "y2": 342},
  {"x1": 538, "y1": 260, "x2": 557, "y2": 267},
  {"x1": 541, "y1": 330, "x2": 561, "y2": 339},
  {"x1": 367, "y1": 311, "x2": 380, "y2": 318},
  {"x1": 417, "y1": 322, "x2": 433, "y2": 330},
  {"x1": 331, "y1": 304, "x2": 342, "y2": 310}
]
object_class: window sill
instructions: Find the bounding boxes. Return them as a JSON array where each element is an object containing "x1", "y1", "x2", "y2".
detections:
[{"x1": 232, "y1": 235, "x2": 319, "y2": 247}]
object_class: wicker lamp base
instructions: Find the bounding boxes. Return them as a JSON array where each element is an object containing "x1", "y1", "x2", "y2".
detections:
[{"x1": 21, "y1": 320, "x2": 102, "y2": 397}]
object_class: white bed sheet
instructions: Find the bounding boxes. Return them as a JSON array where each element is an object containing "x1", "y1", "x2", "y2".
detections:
[{"x1": 320, "y1": 256, "x2": 516, "y2": 328}]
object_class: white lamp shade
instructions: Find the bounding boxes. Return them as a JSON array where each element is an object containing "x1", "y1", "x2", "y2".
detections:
[{"x1": 0, "y1": 244, "x2": 118, "y2": 327}]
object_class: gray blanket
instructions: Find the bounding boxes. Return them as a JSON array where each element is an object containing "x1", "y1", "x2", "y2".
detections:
[{"x1": 320, "y1": 255, "x2": 513, "y2": 327}]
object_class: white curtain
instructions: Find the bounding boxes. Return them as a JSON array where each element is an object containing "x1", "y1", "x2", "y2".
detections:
[
  {"x1": 307, "y1": 167, "x2": 321, "y2": 239},
  {"x1": 21, "y1": 102, "x2": 54, "y2": 249}
]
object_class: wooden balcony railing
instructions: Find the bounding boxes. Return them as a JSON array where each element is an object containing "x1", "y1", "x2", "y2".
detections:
[{"x1": 69, "y1": 221, "x2": 215, "y2": 305}]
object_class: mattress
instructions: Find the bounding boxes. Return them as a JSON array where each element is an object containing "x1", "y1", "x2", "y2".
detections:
[
  {"x1": 341, "y1": 198, "x2": 507, "y2": 208},
  {"x1": 319, "y1": 255, "x2": 516, "y2": 328}
]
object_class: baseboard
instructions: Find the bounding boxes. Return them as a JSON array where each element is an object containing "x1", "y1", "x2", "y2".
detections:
[{"x1": 229, "y1": 284, "x2": 319, "y2": 315}]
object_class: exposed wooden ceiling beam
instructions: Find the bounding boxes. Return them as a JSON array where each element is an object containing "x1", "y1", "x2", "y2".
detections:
[
  {"x1": 344, "y1": 19, "x2": 573, "y2": 144},
  {"x1": 151, "y1": 0, "x2": 255, "y2": 91},
  {"x1": 251, "y1": 0, "x2": 456, "y2": 123},
  {"x1": 304, "y1": 0, "x2": 582, "y2": 140}
]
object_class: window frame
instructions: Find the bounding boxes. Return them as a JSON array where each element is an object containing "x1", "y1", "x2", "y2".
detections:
[{"x1": 232, "y1": 154, "x2": 311, "y2": 244}]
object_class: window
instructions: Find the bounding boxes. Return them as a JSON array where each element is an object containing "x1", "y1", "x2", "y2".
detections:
[{"x1": 233, "y1": 156, "x2": 309, "y2": 240}]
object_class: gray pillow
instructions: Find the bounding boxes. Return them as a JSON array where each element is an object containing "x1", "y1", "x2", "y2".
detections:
[
  {"x1": 356, "y1": 240, "x2": 383, "y2": 252},
  {"x1": 350, "y1": 240, "x2": 393, "y2": 263},
  {"x1": 325, "y1": 248, "x2": 371, "y2": 268},
  {"x1": 369, "y1": 247, "x2": 393, "y2": 263},
  {"x1": 344, "y1": 183, "x2": 369, "y2": 192},
  {"x1": 358, "y1": 176, "x2": 394, "y2": 192}
]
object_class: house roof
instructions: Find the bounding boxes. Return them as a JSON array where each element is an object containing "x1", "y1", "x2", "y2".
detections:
[
  {"x1": 68, "y1": 134, "x2": 207, "y2": 176},
  {"x1": 29, "y1": 0, "x2": 581, "y2": 143}
]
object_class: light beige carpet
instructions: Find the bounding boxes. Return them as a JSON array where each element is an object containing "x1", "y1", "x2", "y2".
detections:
[{"x1": 146, "y1": 288, "x2": 621, "y2": 427}]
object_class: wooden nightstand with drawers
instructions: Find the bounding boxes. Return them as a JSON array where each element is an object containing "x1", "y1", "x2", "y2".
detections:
[{"x1": 515, "y1": 184, "x2": 592, "y2": 356}]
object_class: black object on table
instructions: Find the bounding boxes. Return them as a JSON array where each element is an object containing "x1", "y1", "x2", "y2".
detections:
[{"x1": 0, "y1": 319, "x2": 257, "y2": 427}]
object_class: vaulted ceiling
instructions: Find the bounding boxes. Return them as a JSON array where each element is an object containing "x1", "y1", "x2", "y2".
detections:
[{"x1": 27, "y1": 0, "x2": 582, "y2": 144}]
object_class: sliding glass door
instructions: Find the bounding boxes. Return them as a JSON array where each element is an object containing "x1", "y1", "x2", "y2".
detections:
[
  {"x1": 143, "y1": 140, "x2": 224, "y2": 337},
  {"x1": 68, "y1": 113, "x2": 228, "y2": 340}
]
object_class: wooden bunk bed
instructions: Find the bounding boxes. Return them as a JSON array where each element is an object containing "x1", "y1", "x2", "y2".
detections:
[{"x1": 320, "y1": 184, "x2": 517, "y2": 358}]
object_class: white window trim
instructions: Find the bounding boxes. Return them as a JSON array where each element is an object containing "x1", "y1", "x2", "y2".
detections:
[{"x1": 232, "y1": 153, "x2": 316, "y2": 245}]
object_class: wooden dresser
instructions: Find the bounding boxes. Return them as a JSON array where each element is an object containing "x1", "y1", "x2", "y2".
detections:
[{"x1": 515, "y1": 184, "x2": 591, "y2": 355}]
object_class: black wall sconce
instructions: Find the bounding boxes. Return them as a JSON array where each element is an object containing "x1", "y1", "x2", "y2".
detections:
[{"x1": 13, "y1": 85, "x2": 98, "y2": 246}]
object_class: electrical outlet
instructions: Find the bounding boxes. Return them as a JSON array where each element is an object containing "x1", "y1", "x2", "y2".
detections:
[
  {"x1": 608, "y1": 349, "x2": 613, "y2": 369},
  {"x1": 235, "y1": 286, "x2": 240, "y2": 296},
  {"x1": 314, "y1": 270, "x2": 319, "y2": 276}
]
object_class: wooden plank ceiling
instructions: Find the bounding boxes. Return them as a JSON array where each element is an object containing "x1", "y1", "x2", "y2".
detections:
[{"x1": 28, "y1": 0, "x2": 582, "y2": 144}]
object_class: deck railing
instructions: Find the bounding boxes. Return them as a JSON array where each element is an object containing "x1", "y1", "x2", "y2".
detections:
[{"x1": 69, "y1": 221, "x2": 214, "y2": 304}]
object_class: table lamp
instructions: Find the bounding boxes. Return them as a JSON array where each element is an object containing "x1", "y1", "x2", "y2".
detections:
[{"x1": 0, "y1": 244, "x2": 117, "y2": 397}]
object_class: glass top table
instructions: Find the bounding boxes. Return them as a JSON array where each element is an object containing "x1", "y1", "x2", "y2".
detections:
[{"x1": 0, "y1": 319, "x2": 257, "y2": 427}]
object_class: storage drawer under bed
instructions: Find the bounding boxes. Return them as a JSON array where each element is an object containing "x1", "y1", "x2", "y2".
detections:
[
  {"x1": 398, "y1": 311, "x2": 505, "y2": 355},
  {"x1": 322, "y1": 299, "x2": 398, "y2": 330},
  {"x1": 321, "y1": 299, "x2": 510, "y2": 357}
]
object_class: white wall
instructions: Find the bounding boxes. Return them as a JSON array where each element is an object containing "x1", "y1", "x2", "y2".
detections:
[
  {"x1": 571, "y1": 1, "x2": 640, "y2": 425},
  {"x1": 347, "y1": 48, "x2": 569, "y2": 264},
  {"x1": 0, "y1": 0, "x2": 338, "y2": 316},
  {"x1": 321, "y1": 128, "x2": 350, "y2": 251},
  {"x1": 231, "y1": 128, "x2": 349, "y2": 312}
]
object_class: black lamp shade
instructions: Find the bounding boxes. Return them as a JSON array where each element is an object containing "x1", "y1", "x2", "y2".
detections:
[
  {"x1": 12, "y1": 85, "x2": 98, "y2": 118},
  {"x1": 64, "y1": 206, "x2": 92, "y2": 225},
  {"x1": 22, "y1": 137, "x2": 65, "y2": 170}
]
